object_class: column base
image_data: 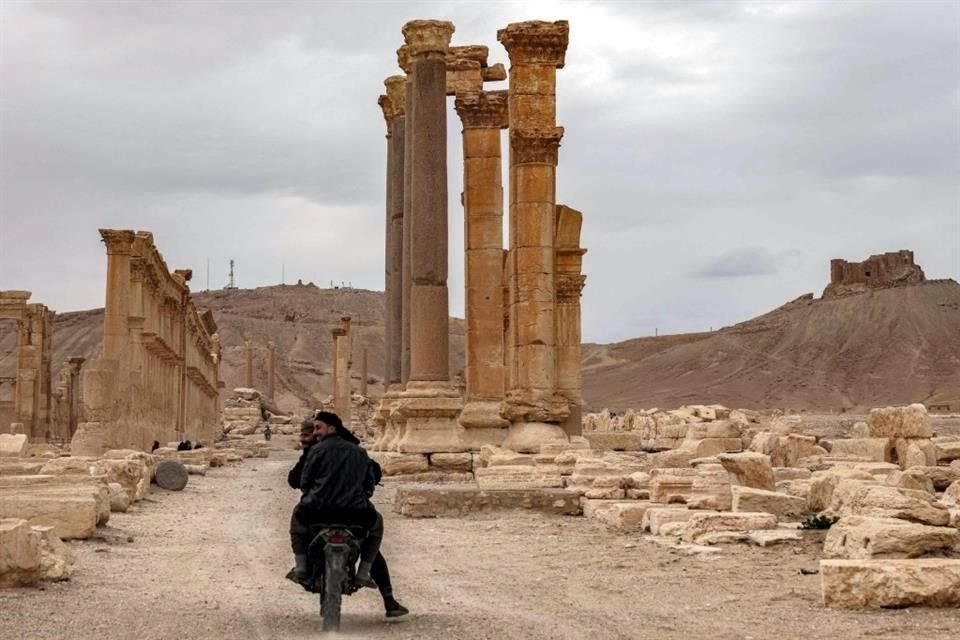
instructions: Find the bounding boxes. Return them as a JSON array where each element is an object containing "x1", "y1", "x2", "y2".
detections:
[
  {"x1": 371, "y1": 385, "x2": 402, "y2": 450},
  {"x1": 502, "y1": 421, "x2": 569, "y2": 453},
  {"x1": 459, "y1": 399, "x2": 509, "y2": 449},
  {"x1": 394, "y1": 381, "x2": 468, "y2": 453}
]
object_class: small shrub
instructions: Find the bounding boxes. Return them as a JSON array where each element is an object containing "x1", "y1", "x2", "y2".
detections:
[{"x1": 800, "y1": 514, "x2": 839, "y2": 530}]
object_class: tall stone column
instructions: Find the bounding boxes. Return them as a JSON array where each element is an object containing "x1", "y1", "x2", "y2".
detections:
[
  {"x1": 394, "y1": 19, "x2": 467, "y2": 453},
  {"x1": 267, "y1": 341, "x2": 275, "y2": 402},
  {"x1": 332, "y1": 327, "x2": 351, "y2": 421},
  {"x1": 555, "y1": 205, "x2": 587, "y2": 436},
  {"x1": 244, "y1": 339, "x2": 253, "y2": 389},
  {"x1": 100, "y1": 229, "x2": 136, "y2": 364},
  {"x1": 498, "y1": 21, "x2": 571, "y2": 452},
  {"x1": 67, "y1": 356, "x2": 85, "y2": 437},
  {"x1": 455, "y1": 90, "x2": 510, "y2": 445},
  {"x1": 399, "y1": 47, "x2": 413, "y2": 386},
  {"x1": 381, "y1": 76, "x2": 406, "y2": 391}
]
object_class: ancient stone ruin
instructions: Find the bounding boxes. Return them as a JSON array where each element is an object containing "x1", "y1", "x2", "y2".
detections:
[
  {"x1": 71, "y1": 230, "x2": 222, "y2": 455},
  {"x1": 0, "y1": 291, "x2": 59, "y2": 441},
  {"x1": 373, "y1": 19, "x2": 586, "y2": 462},
  {"x1": 823, "y1": 250, "x2": 926, "y2": 298}
]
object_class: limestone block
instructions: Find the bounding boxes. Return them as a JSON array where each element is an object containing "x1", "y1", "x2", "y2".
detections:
[
  {"x1": 717, "y1": 452, "x2": 776, "y2": 490},
  {"x1": 731, "y1": 486, "x2": 808, "y2": 519},
  {"x1": 394, "y1": 486, "x2": 580, "y2": 518},
  {"x1": 852, "y1": 462, "x2": 901, "y2": 478},
  {"x1": 40, "y1": 457, "x2": 95, "y2": 475},
  {"x1": 682, "y1": 512, "x2": 778, "y2": 542},
  {"x1": 821, "y1": 559, "x2": 960, "y2": 608},
  {"x1": 688, "y1": 469, "x2": 733, "y2": 510},
  {"x1": 474, "y1": 465, "x2": 563, "y2": 490},
  {"x1": 784, "y1": 434, "x2": 826, "y2": 466},
  {"x1": 824, "y1": 515, "x2": 960, "y2": 559},
  {"x1": 376, "y1": 452, "x2": 430, "y2": 475},
  {"x1": 0, "y1": 460, "x2": 46, "y2": 476},
  {"x1": 905, "y1": 466, "x2": 960, "y2": 491},
  {"x1": 0, "y1": 434, "x2": 28, "y2": 458},
  {"x1": 69, "y1": 422, "x2": 111, "y2": 457},
  {"x1": 828, "y1": 438, "x2": 893, "y2": 462},
  {"x1": 176, "y1": 450, "x2": 212, "y2": 467},
  {"x1": 777, "y1": 479, "x2": 813, "y2": 500},
  {"x1": 647, "y1": 449, "x2": 696, "y2": 469},
  {"x1": 894, "y1": 438, "x2": 937, "y2": 470},
  {"x1": 584, "y1": 486, "x2": 626, "y2": 500},
  {"x1": 429, "y1": 453, "x2": 473, "y2": 472},
  {"x1": 748, "y1": 432, "x2": 787, "y2": 467},
  {"x1": 769, "y1": 415, "x2": 803, "y2": 435},
  {"x1": 748, "y1": 529, "x2": 803, "y2": 546},
  {"x1": 183, "y1": 464, "x2": 206, "y2": 475},
  {"x1": 867, "y1": 404, "x2": 931, "y2": 439},
  {"x1": 642, "y1": 507, "x2": 695, "y2": 534},
  {"x1": 107, "y1": 482, "x2": 130, "y2": 512},
  {"x1": 829, "y1": 482, "x2": 950, "y2": 526},
  {"x1": 808, "y1": 468, "x2": 875, "y2": 512},
  {"x1": 887, "y1": 470, "x2": 935, "y2": 494},
  {"x1": 679, "y1": 438, "x2": 742, "y2": 459},
  {"x1": 93, "y1": 459, "x2": 148, "y2": 501},
  {"x1": 0, "y1": 495, "x2": 98, "y2": 539},
  {"x1": 774, "y1": 467, "x2": 812, "y2": 482},
  {"x1": 154, "y1": 460, "x2": 188, "y2": 491},
  {"x1": 942, "y1": 481, "x2": 960, "y2": 507},
  {"x1": 935, "y1": 441, "x2": 960, "y2": 463},
  {"x1": 626, "y1": 471, "x2": 650, "y2": 489},
  {"x1": 583, "y1": 432, "x2": 644, "y2": 451},
  {"x1": 685, "y1": 421, "x2": 741, "y2": 440},
  {"x1": 583, "y1": 500, "x2": 651, "y2": 528},
  {"x1": 649, "y1": 468, "x2": 698, "y2": 504},
  {"x1": 382, "y1": 471, "x2": 473, "y2": 483},
  {"x1": 850, "y1": 422, "x2": 871, "y2": 438},
  {"x1": 0, "y1": 519, "x2": 74, "y2": 587}
]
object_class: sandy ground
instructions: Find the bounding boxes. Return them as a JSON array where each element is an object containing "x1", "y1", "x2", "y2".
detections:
[{"x1": 2, "y1": 440, "x2": 957, "y2": 640}]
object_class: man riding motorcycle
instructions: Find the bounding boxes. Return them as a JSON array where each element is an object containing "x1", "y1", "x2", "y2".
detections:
[{"x1": 287, "y1": 411, "x2": 408, "y2": 618}]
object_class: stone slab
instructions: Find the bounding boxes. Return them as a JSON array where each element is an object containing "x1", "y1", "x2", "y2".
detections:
[
  {"x1": 821, "y1": 559, "x2": 960, "y2": 608},
  {"x1": 0, "y1": 494, "x2": 98, "y2": 539},
  {"x1": 394, "y1": 485, "x2": 581, "y2": 518}
]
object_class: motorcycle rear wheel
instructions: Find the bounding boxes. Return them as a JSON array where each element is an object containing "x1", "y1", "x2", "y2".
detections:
[{"x1": 321, "y1": 570, "x2": 342, "y2": 630}]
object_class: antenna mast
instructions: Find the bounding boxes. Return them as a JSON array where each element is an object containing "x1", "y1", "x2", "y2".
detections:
[{"x1": 225, "y1": 259, "x2": 238, "y2": 290}]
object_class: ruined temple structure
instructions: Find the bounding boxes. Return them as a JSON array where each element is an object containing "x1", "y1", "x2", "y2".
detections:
[
  {"x1": 0, "y1": 291, "x2": 59, "y2": 441},
  {"x1": 70, "y1": 230, "x2": 222, "y2": 455},
  {"x1": 374, "y1": 19, "x2": 587, "y2": 454},
  {"x1": 823, "y1": 250, "x2": 926, "y2": 298}
]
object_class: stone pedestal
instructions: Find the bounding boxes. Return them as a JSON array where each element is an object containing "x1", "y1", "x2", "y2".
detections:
[{"x1": 394, "y1": 381, "x2": 468, "y2": 453}]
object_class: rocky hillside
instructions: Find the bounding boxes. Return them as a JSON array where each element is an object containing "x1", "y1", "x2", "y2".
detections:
[
  {"x1": 582, "y1": 280, "x2": 960, "y2": 412},
  {"x1": 3, "y1": 280, "x2": 958, "y2": 415}
]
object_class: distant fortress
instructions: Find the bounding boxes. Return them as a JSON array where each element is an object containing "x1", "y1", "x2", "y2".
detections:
[{"x1": 823, "y1": 250, "x2": 926, "y2": 298}]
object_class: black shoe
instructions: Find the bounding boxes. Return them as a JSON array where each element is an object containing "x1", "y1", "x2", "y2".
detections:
[
  {"x1": 384, "y1": 598, "x2": 409, "y2": 618},
  {"x1": 284, "y1": 567, "x2": 310, "y2": 590}
]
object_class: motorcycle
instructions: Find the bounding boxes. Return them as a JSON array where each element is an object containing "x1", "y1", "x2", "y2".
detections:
[{"x1": 305, "y1": 524, "x2": 367, "y2": 631}]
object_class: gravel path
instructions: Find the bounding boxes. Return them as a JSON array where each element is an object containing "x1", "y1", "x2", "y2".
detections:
[{"x1": 1, "y1": 441, "x2": 955, "y2": 639}]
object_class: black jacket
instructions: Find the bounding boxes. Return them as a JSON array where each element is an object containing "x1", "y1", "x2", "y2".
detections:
[
  {"x1": 298, "y1": 434, "x2": 378, "y2": 516},
  {"x1": 287, "y1": 440, "x2": 315, "y2": 489}
]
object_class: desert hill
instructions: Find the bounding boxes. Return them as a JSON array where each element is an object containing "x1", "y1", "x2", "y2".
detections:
[
  {"x1": 2, "y1": 280, "x2": 958, "y2": 415},
  {"x1": 582, "y1": 280, "x2": 960, "y2": 412}
]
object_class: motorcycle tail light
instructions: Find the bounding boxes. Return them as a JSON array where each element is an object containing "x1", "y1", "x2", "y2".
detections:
[{"x1": 327, "y1": 532, "x2": 348, "y2": 544}]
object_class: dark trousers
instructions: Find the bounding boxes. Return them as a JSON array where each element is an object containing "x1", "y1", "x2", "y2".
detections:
[{"x1": 289, "y1": 508, "x2": 392, "y2": 599}]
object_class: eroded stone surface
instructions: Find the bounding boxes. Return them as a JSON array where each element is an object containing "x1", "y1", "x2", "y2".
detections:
[
  {"x1": 824, "y1": 515, "x2": 960, "y2": 559},
  {"x1": 394, "y1": 485, "x2": 580, "y2": 518},
  {"x1": 821, "y1": 559, "x2": 960, "y2": 608}
]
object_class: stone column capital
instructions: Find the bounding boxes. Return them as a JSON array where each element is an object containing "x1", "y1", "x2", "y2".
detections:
[
  {"x1": 455, "y1": 90, "x2": 509, "y2": 129},
  {"x1": 378, "y1": 94, "x2": 393, "y2": 134},
  {"x1": 556, "y1": 273, "x2": 586, "y2": 304},
  {"x1": 510, "y1": 126, "x2": 564, "y2": 164},
  {"x1": 446, "y1": 58, "x2": 482, "y2": 96},
  {"x1": 497, "y1": 20, "x2": 569, "y2": 68},
  {"x1": 396, "y1": 45, "x2": 412, "y2": 73},
  {"x1": 99, "y1": 229, "x2": 136, "y2": 255},
  {"x1": 385, "y1": 75, "x2": 407, "y2": 116},
  {"x1": 402, "y1": 19, "x2": 454, "y2": 59},
  {"x1": 332, "y1": 328, "x2": 346, "y2": 337}
]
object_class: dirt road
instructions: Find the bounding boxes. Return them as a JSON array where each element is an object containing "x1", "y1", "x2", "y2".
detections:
[{"x1": 1, "y1": 443, "x2": 955, "y2": 640}]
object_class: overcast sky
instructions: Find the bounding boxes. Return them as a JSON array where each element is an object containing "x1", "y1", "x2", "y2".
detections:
[{"x1": 1, "y1": 0, "x2": 958, "y2": 343}]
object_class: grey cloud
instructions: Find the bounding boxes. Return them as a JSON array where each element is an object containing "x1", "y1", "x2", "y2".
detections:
[
  {"x1": 1, "y1": 1, "x2": 958, "y2": 343},
  {"x1": 692, "y1": 248, "x2": 780, "y2": 278}
]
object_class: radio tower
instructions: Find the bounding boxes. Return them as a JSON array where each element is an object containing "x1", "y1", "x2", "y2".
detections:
[{"x1": 225, "y1": 259, "x2": 238, "y2": 290}]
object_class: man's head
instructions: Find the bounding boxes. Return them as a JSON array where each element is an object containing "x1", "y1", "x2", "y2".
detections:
[
  {"x1": 299, "y1": 419, "x2": 317, "y2": 447},
  {"x1": 312, "y1": 410, "x2": 344, "y2": 440}
]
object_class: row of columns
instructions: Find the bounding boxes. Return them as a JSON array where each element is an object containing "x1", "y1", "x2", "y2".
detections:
[
  {"x1": 242, "y1": 339, "x2": 276, "y2": 403},
  {"x1": 375, "y1": 19, "x2": 587, "y2": 453},
  {"x1": 73, "y1": 229, "x2": 222, "y2": 454}
]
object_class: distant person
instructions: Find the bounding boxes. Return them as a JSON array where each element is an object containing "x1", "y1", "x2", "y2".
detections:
[
  {"x1": 264, "y1": 425, "x2": 272, "y2": 441},
  {"x1": 151, "y1": 440, "x2": 160, "y2": 452}
]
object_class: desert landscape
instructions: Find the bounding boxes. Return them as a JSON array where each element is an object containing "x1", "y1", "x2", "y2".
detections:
[{"x1": 1, "y1": 4, "x2": 959, "y2": 640}]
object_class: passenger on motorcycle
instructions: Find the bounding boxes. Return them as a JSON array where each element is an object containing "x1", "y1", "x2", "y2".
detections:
[{"x1": 288, "y1": 411, "x2": 408, "y2": 617}]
